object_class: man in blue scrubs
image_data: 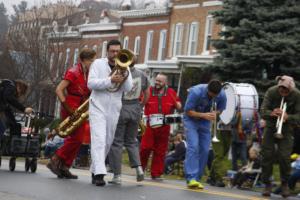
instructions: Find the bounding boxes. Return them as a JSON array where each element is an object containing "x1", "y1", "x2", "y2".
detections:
[{"x1": 184, "y1": 80, "x2": 227, "y2": 189}]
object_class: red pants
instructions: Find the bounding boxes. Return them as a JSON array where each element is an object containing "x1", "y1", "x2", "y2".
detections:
[
  {"x1": 140, "y1": 125, "x2": 170, "y2": 177},
  {"x1": 56, "y1": 122, "x2": 90, "y2": 167}
]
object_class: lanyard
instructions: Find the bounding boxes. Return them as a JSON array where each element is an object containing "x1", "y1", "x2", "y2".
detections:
[{"x1": 152, "y1": 86, "x2": 168, "y2": 114}]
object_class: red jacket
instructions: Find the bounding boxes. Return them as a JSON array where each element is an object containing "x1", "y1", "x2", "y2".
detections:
[{"x1": 144, "y1": 86, "x2": 180, "y2": 116}]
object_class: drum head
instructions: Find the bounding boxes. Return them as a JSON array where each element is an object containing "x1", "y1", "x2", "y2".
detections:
[
  {"x1": 220, "y1": 83, "x2": 258, "y2": 125},
  {"x1": 220, "y1": 84, "x2": 236, "y2": 124}
]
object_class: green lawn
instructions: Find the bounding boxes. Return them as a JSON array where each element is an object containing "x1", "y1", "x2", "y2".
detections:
[{"x1": 122, "y1": 151, "x2": 283, "y2": 184}]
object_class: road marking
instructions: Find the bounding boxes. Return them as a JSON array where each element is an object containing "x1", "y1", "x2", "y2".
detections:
[
  {"x1": 6, "y1": 162, "x2": 267, "y2": 200},
  {"x1": 74, "y1": 170, "x2": 268, "y2": 200}
]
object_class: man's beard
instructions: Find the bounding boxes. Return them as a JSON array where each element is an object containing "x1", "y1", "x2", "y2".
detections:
[
  {"x1": 109, "y1": 56, "x2": 116, "y2": 65},
  {"x1": 155, "y1": 84, "x2": 163, "y2": 90}
]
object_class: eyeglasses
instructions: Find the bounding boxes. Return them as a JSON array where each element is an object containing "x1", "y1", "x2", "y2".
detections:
[{"x1": 108, "y1": 49, "x2": 119, "y2": 53}]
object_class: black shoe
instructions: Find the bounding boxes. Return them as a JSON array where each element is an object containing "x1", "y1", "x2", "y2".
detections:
[
  {"x1": 151, "y1": 176, "x2": 164, "y2": 181},
  {"x1": 61, "y1": 169, "x2": 78, "y2": 179},
  {"x1": 60, "y1": 163, "x2": 78, "y2": 179},
  {"x1": 46, "y1": 154, "x2": 63, "y2": 177},
  {"x1": 215, "y1": 180, "x2": 225, "y2": 187},
  {"x1": 209, "y1": 179, "x2": 216, "y2": 186},
  {"x1": 57, "y1": 174, "x2": 64, "y2": 179},
  {"x1": 262, "y1": 184, "x2": 272, "y2": 197},
  {"x1": 91, "y1": 173, "x2": 95, "y2": 184},
  {"x1": 281, "y1": 183, "x2": 290, "y2": 198},
  {"x1": 206, "y1": 177, "x2": 214, "y2": 185},
  {"x1": 94, "y1": 174, "x2": 106, "y2": 187}
]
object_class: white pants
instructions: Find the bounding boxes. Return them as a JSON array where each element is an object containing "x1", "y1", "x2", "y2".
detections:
[{"x1": 89, "y1": 103, "x2": 120, "y2": 175}]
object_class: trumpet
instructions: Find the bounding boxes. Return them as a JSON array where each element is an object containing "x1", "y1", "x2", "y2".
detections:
[
  {"x1": 211, "y1": 102, "x2": 220, "y2": 143},
  {"x1": 107, "y1": 49, "x2": 134, "y2": 92},
  {"x1": 274, "y1": 97, "x2": 286, "y2": 139}
]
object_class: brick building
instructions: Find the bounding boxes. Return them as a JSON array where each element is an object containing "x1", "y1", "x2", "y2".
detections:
[
  {"x1": 47, "y1": 7, "x2": 121, "y2": 116},
  {"x1": 6, "y1": 0, "x2": 225, "y2": 116},
  {"x1": 116, "y1": 5, "x2": 171, "y2": 72}
]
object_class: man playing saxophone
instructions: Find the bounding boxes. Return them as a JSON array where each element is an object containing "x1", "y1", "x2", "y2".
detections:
[
  {"x1": 47, "y1": 48, "x2": 96, "y2": 179},
  {"x1": 260, "y1": 75, "x2": 300, "y2": 198}
]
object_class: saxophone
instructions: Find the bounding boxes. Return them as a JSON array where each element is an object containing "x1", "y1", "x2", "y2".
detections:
[{"x1": 56, "y1": 99, "x2": 89, "y2": 138}]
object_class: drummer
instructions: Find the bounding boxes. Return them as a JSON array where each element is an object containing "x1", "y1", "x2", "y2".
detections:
[
  {"x1": 140, "y1": 72, "x2": 182, "y2": 180},
  {"x1": 183, "y1": 79, "x2": 226, "y2": 189}
]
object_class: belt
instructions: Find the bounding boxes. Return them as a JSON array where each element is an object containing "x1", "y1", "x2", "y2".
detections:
[{"x1": 122, "y1": 99, "x2": 140, "y2": 104}]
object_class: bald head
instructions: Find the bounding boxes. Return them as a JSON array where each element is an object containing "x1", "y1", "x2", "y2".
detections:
[{"x1": 155, "y1": 73, "x2": 168, "y2": 90}]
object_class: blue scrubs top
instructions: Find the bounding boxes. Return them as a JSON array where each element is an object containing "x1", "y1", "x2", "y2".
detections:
[{"x1": 184, "y1": 84, "x2": 227, "y2": 129}]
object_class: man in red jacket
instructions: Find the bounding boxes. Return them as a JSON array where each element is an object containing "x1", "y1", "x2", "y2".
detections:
[
  {"x1": 47, "y1": 48, "x2": 96, "y2": 179},
  {"x1": 140, "y1": 72, "x2": 182, "y2": 179}
]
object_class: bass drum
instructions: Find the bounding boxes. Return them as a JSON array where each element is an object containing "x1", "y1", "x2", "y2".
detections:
[{"x1": 219, "y1": 83, "x2": 259, "y2": 125}]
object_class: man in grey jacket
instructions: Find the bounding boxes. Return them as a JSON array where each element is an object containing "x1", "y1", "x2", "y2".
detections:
[{"x1": 109, "y1": 56, "x2": 150, "y2": 184}]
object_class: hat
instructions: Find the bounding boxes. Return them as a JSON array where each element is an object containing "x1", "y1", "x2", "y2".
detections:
[{"x1": 276, "y1": 75, "x2": 295, "y2": 91}]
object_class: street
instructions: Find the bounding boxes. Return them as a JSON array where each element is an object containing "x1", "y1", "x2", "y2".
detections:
[{"x1": 0, "y1": 159, "x2": 294, "y2": 200}]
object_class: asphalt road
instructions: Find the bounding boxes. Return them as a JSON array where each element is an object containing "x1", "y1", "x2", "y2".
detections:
[{"x1": 0, "y1": 159, "x2": 296, "y2": 200}]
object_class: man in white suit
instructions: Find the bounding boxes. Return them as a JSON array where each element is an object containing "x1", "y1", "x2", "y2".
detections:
[{"x1": 88, "y1": 40, "x2": 133, "y2": 186}]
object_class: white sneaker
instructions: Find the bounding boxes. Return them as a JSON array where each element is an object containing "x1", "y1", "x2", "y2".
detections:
[
  {"x1": 109, "y1": 174, "x2": 121, "y2": 185},
  {"x1": 136, "y1": 166, "x2": 144, "y2": 182}
]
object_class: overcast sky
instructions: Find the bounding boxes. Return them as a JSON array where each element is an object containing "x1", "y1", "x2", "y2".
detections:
[
  {"x1": 1, "y1": 0, "x2": 164, "y2": 15},
  {"x1": 1, "y1": 0, "x2": 81, "y2": 15}
]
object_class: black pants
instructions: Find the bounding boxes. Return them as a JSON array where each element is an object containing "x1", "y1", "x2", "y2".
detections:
[
  {"x1": 232, "y1": 172, "x2": 258, "y2": 187},
  {"x1": 2, "y1": 109, "x2": 21, "y2": 137},
  {"x1": 292, "y1": 127, "x2": 300, "y2": 154}
]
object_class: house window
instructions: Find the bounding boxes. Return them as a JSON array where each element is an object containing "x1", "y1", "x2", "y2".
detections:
[
  {"x1": 158, "y1": 30, "x2": 167, "y2": 60},
  {"x1": 64, "y1": 48, "x2": 70, "y2": 71},
  {"x1": 73, "y1": 48, "x2": 79, "y2": 65},
  {"x1": 145, "y1": 31, "x2": 153, "y2": 61},
  {"x1": 123, "y1": 36, "x2": 129, "y2": 49},
  {"x1": 173, "y1": 23, "x2": 184, "y2": 56},
  {"x1": 134, "y1": 36, "x2": 141, "y2": 56},
  {"x1": 188, "y1": 22, "x2": 199, "y2": 55},
  {"x1": 56, "y1": 52, "x2": 63, "y2": 77},
  {"x1": 134, "y1": 36, "x2": 141, "y2": 62},
  {"x1": 102, "y1": 41, "x2": 107, "y2": 58},
  {"x1": 203, "y1": 15, "x2": 214, "y2": 53}
]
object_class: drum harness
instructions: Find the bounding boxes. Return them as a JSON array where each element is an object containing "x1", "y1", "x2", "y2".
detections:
[
  {"x1": 235, "y1": 94, "x2": 261, "y2": 142},
  {"x1": 252, "y1": 95, "x2": 262, "y2": 143},
  {"x1": 152, "y1": 86, "x2": 167, "y2": 124},
  {"x1": 236, "y1": 95, "x2": 245, "y2": 140}
]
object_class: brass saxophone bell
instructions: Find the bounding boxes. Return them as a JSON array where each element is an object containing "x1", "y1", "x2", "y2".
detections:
[{"x1": 56, "y1": 99, "x2": 89, "y2": 138}]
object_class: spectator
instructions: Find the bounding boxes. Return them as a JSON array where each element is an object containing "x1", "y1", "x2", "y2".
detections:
[
  {"x1": 273, "y1": 154, "x2": 300, "y2": 194},
  {"x1": 164, "y1": 133, "x2": 186, "y2": 174},
  {"x1": 0, "y1": 79, "x2": 33, "y2": 136},
  {"x1": 232, "y1": 147, "x2": 261, "y2": 188},
  {"x1": 43, "y1": 128, "x2": 64, "y2": 158},
  {"x1": 231, "y1": 127, "x2": 248, "y2": 171},
  {"x1": 74, "y1": 144, "x2": 90, "y2": 168}
]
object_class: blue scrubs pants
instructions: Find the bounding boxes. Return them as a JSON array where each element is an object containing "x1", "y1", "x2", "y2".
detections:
[{"x1": 184, "y1": 120, "x2": 211, "y2": 182}]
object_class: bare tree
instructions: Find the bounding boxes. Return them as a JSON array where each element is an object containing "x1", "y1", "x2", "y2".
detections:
[{"x1": 5, "y1": 1, "x2": 81, "y2": 113}]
